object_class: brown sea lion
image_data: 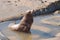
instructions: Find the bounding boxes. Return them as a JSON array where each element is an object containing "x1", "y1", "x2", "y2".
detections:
[{"x1": 8, "y1": 10, "x2": 34, "y2": 32}]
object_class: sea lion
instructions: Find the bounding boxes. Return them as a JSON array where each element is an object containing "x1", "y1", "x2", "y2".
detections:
[{"x1": 8, "y1": 10, "x2": 34, "y2": 32}]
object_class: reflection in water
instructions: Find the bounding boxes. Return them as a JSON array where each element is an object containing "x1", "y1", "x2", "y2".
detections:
[
  {"x1": 14, "y1": 31, "x2": 32, "y2": 40},
  {"x1": 31, "y1": 29, "x2": 54, "y2": 39}
]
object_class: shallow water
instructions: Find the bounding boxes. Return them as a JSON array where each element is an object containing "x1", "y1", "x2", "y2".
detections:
[{"x1": 0, "y1": 14, "x2": 60, "y2": 40}]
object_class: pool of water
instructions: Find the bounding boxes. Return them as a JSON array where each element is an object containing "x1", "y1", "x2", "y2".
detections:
[{"x1": 0, "y1": 14, "x2": 60, "y2": 40}]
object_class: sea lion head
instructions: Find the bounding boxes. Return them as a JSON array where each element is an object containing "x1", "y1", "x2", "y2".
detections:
[{"x1": 26, "y1": 10, "x2": 34, "y2": 14}]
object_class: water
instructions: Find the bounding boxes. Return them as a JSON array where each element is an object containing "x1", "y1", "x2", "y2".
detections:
[{"x1": 0, "y1": 14, "x2": 60, "y2": 40}]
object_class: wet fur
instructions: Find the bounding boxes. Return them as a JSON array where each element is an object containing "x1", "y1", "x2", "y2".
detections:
[
  {"x1": 17, "y1": 10, "x2": 33, "y2": 32},
  {"x1": 9, "y1": 10, "x2": 34, "y2": 32}
]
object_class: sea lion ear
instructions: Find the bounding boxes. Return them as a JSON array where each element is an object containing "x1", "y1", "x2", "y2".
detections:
[{"x1": 30, "y1": 10, "x2": 34, "y2": 14}]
